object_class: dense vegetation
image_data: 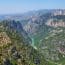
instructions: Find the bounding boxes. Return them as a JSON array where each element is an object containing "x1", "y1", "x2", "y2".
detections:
[{"x1": 0, "y1": 20, "x2": 53, "y2": 65}]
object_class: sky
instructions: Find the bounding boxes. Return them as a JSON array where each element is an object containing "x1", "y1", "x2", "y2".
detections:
[{"x1": 0, "y1": 0, "x2": 65, "y2": 14}]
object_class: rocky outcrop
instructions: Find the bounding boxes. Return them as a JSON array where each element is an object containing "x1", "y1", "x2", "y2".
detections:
[
  {"x1": 46, "y1": 19, "x2": 65, "y2": 27},
  {"x1": 53, "y1": 9, "x2": 65, "y2": 16}
]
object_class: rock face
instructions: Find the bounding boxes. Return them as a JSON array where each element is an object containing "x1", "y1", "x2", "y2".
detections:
[
  {"x1": 22, "y1": 9, "x2": 65, "y2": 35},
  {"x1": 53, "y1": 9, "x2": 65, "y2": 16},
  {"x1": 46, "y1": 19, "x2": 65, "y2": 27}
]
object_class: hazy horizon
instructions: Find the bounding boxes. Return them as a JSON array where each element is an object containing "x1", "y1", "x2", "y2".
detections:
[{"x1": 0, "y1": 0, "x2": 65, "y2": 15}]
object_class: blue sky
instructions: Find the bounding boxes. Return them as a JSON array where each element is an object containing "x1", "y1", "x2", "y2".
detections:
[{"x1": 0, "y1": 0, "x2": 65, "y2": 14}]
